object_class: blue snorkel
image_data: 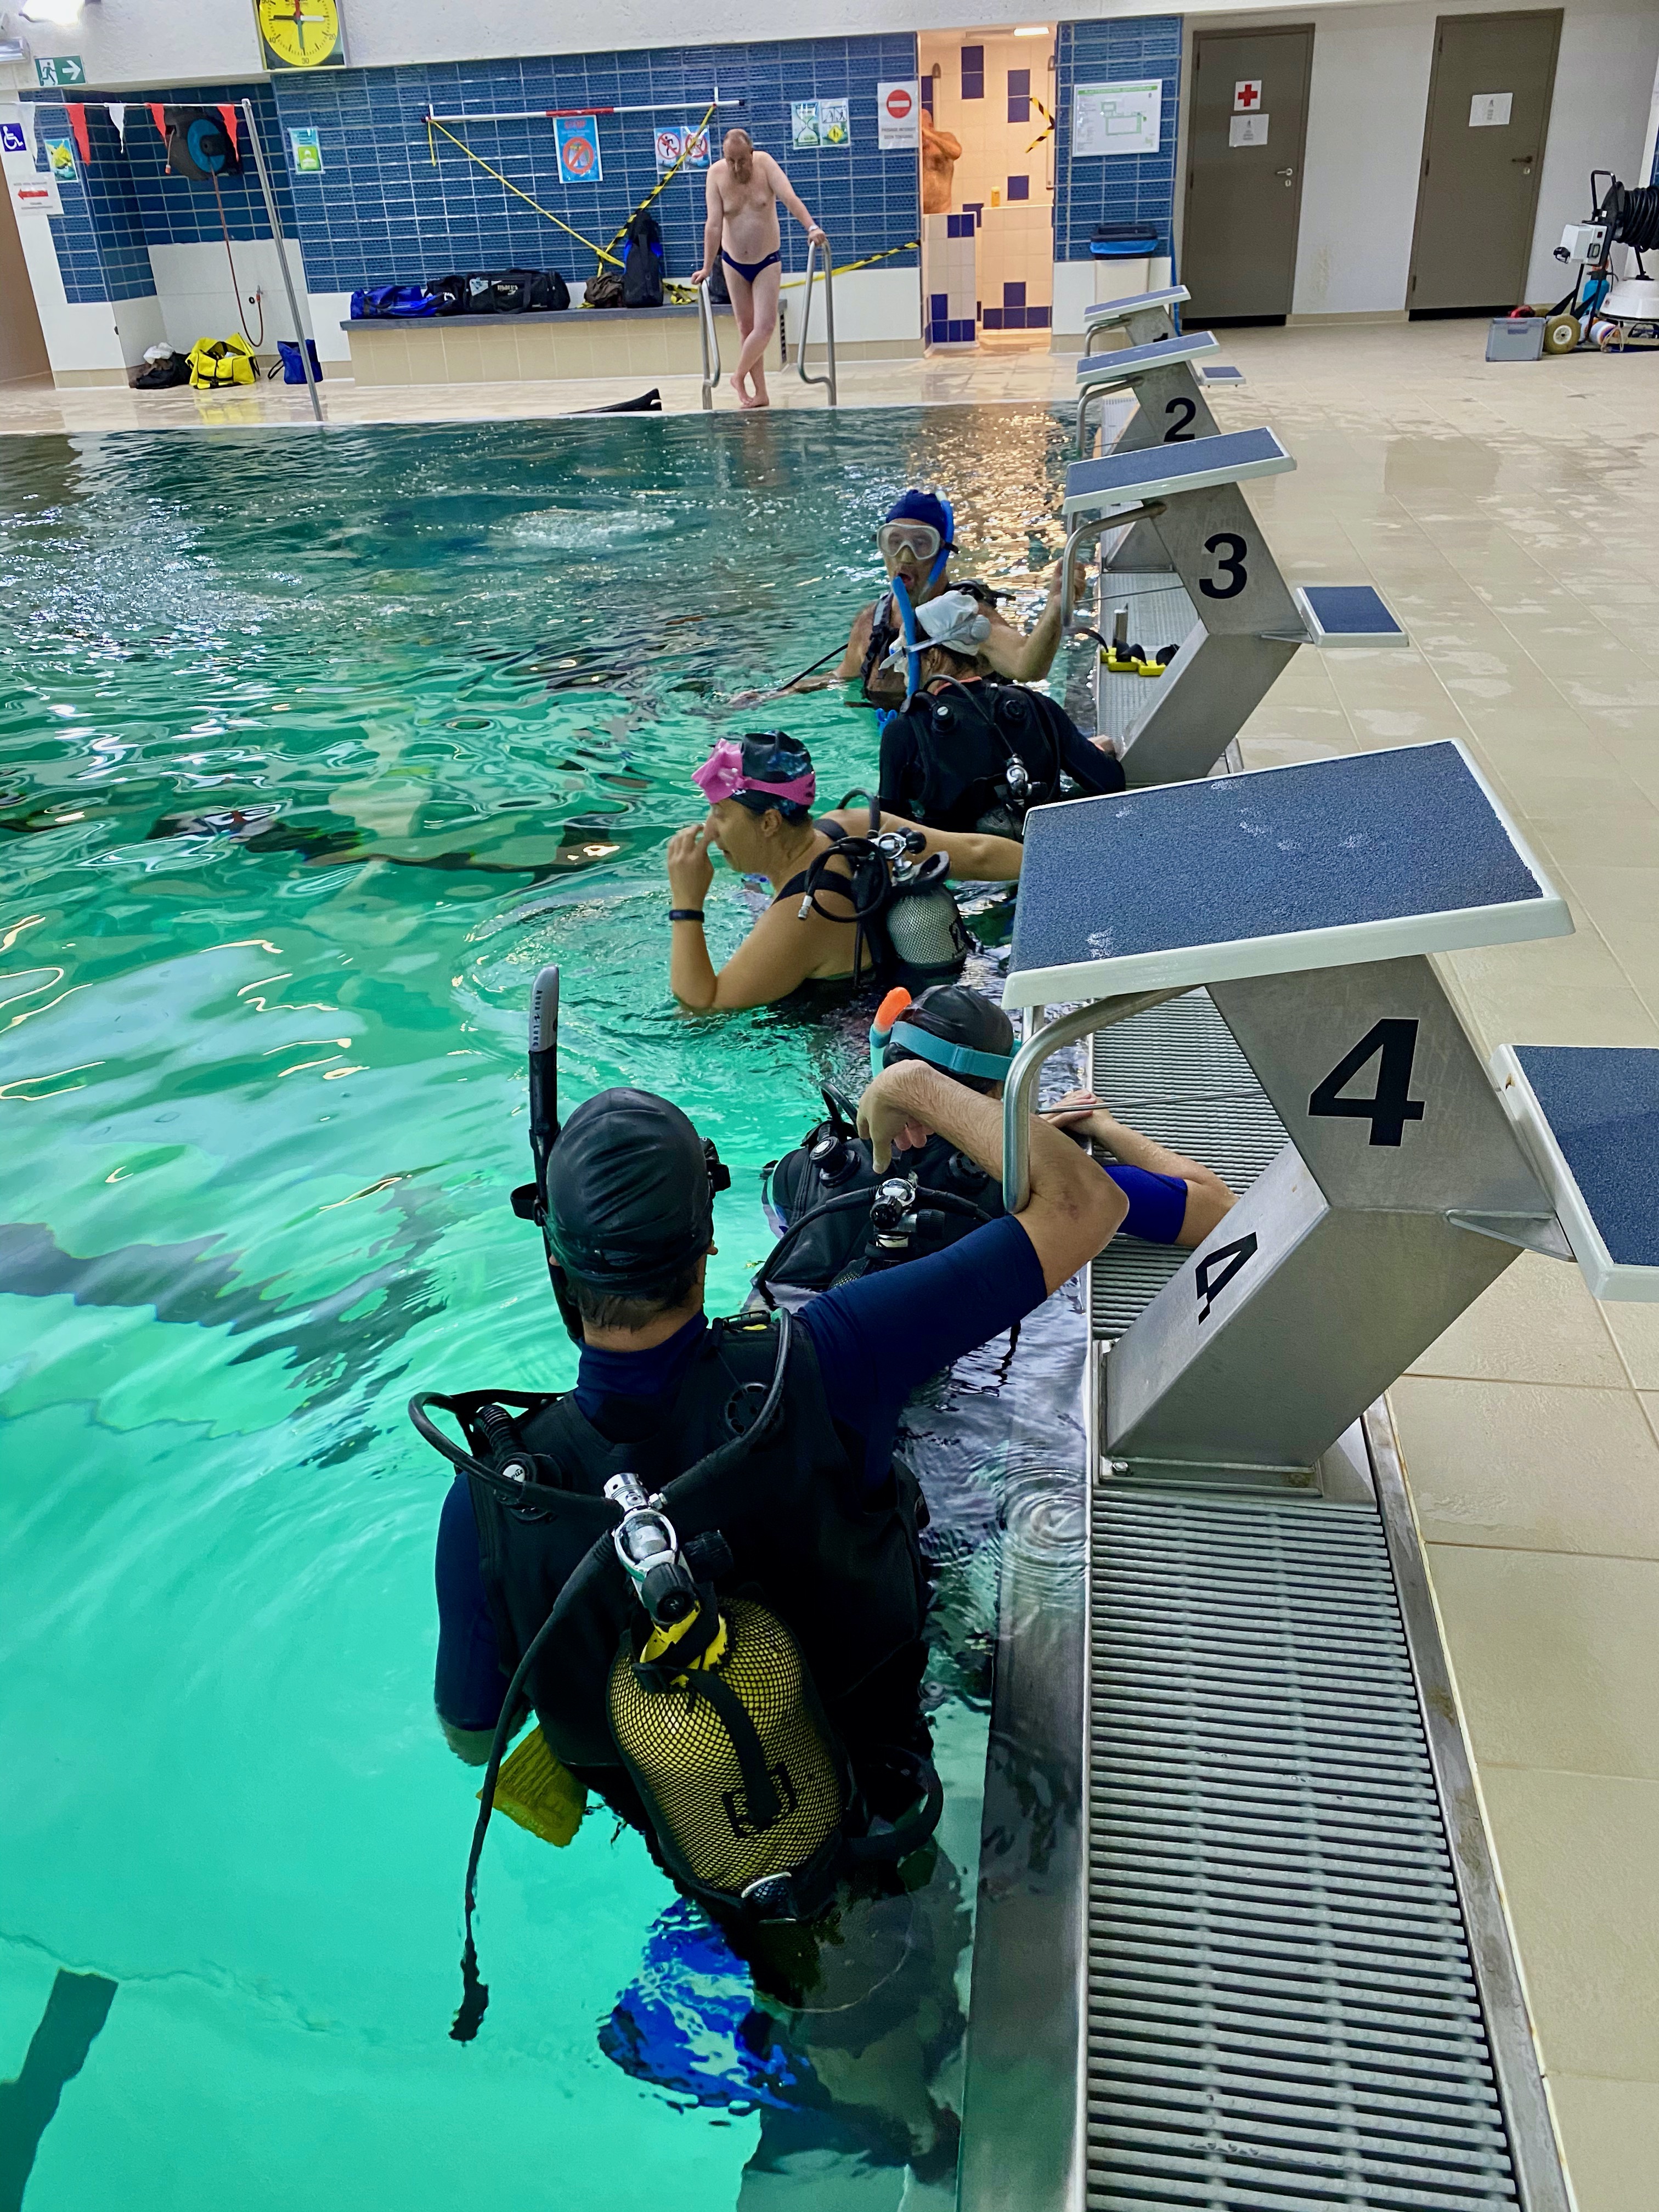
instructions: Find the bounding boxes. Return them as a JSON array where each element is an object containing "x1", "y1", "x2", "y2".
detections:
[{"x1": 885, "y1": 494, "x2": 955, "y2": 710}]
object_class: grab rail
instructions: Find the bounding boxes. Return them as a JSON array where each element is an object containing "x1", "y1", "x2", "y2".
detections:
[
  {"x1": 696, "y1": 278, "x2": 722, "y2": 411},
  {"x1": 1002, "y1": 991, "x2": 1189, "y2": 1211},
  {"x1": 795, "y1": 235, "x2": 838, "y2": 406}
]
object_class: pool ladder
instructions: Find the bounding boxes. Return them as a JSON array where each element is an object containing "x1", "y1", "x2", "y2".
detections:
[{"x1": 696, "y1": 239, "x2": 838, "y2": 409}]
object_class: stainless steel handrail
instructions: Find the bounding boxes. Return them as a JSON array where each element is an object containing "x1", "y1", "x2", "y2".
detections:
[
  {"x1": 1002, "y1": 990, "x2": 1191, "y2": 1211},
  {"x1": 795, "y1": 235, "x2": 837, "y2": 405},
  {"x1": 1057, "y1": 503, "x2": 1161, "y2": 633},
  {"x1": 696, "y1": 278, "x2": 722, "y2": 410},
  {"x1": 240, "y1": 99, "x2": 321, "y2": 425}
]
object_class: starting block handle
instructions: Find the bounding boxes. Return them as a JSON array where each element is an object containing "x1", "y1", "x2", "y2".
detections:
[
  {"x1": 1003, "y1": 990, "x2": 1192, "y2": 1212},
  {"x1": 1059, "y1": 504, "x2": 1161, "y2": 634}
]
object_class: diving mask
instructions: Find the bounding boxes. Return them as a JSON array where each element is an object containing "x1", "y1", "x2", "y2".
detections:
[{"x1": 877, "y1": 520, "x2": 944, "y2": 566}]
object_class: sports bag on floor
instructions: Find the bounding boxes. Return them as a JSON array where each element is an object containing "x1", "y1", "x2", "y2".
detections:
[{"x1": 185, "y1": 335, "x2": 257, "y2": 388}]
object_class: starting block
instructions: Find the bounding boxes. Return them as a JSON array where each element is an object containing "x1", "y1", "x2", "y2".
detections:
[
  {"x1": 996, "y1": 740, "x2": 1659, "y2": 1475},
  {"x1": 1295, "y1": 583, "x2": 1408, "y2": 647},
  {"x1": 1081, "y1": 285, "x2": 1189, "y2": 349},
  {"x1": 1062, "y1": 430, "x2": 1305, "y2": 787}
]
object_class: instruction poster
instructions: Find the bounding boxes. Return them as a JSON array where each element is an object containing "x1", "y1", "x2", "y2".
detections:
[
  {"x1": 1229, "y1": 114, "x2": 1269, "y2": 147},
  {"x1": 792, "y1": 99, "x2": 850, "y2": 149},
  {"x1": 1071, "y1": 79, "x2": 1162, "y2": 158},
  {"x1": 655, "y1": 125, "x2": 710, "y2": 174},
  {"x1": 288, "y1": 127, "x2": 323, "y2": 173},
  {"x1": 553, "y1": 112, "x2": 602, "y2": 183},
  {"x1": 44, "y1": 136, "x2": 75, "y2": 179}
]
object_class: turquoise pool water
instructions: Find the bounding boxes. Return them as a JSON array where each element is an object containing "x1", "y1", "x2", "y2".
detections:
[{"x1": 0, "y1": 408, "x2": 1078, "y2": 2209}]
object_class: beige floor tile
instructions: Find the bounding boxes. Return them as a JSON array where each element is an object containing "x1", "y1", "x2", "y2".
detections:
[
  {"x1": 1392, "y1": 1375, "x2": 1659, "y2": 1557},
  {"x1": 1478, "y1": 1766, "x2": 1659, "y2": 2081},
  {"x1": 1406, "y1": 1250, "x2": 1623, "y2": 1389},
  {"x1": 1442, "y1": 975, "x2": 1659, "y2": 1053},
  {"x1": 1603, "y1": 1307, "x2": 1659, "y2": 1392},
  {"x1": 1427, "y1": 1544, "x2": 1659, "y2": 1778},
  {"x1": 1547, "y1": 2074, "x2": 1659, "y2": 2212}
]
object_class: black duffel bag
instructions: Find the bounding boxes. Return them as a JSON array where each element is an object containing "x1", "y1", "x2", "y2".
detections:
[
  {"x1": 426, "y1": 273, "x2": 471, "y2": 315},
  {"x1": 482, "y1": 269, "x2": 572, "y2": 312}
]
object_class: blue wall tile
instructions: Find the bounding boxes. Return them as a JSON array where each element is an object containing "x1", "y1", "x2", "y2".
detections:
[{"x1": 1053, "y1": 18, "x2": 1182, "y2": 263}]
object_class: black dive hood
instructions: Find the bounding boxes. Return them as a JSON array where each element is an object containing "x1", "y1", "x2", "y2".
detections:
[{"x1": 509, "y1": 966, "x2": 730, "y2": 1341}]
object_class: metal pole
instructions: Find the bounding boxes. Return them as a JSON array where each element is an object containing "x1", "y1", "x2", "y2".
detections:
[
  {"x1": 697, "y1": 279, "x2": 721, "y2": 410},
  {"x1": 795, "y1": 235, "x2": 837, "y2": 405},
  {"x1": 1001, "y1": 990, "x2": 1190, "y2": 1212},
  {"x1": 240, "y1": 99, "x2": 321, "y2": 425}
]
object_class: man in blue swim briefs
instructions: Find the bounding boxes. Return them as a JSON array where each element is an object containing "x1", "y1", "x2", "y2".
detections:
[{"x1": 694, "y1": 127, "x2": 825, "y2": 411}]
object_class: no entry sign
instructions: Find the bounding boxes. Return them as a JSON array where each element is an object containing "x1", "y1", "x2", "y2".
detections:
[{"x1": 878, "y1": 79, "x2": 921, "y2": 150}]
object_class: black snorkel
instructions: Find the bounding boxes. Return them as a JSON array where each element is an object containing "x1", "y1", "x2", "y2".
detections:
[{"x1": 510, "y1": 963, "x2": 586, "y2": 1342}]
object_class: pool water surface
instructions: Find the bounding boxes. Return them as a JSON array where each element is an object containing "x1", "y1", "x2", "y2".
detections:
[{"x1": 0, "y1": 407, "x2": 1082, "y2": 2210}]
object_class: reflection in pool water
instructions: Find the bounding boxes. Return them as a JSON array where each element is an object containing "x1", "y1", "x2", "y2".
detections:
[{"x1": 0, "y1": 409, "x2": 1084, "y2": 2210}]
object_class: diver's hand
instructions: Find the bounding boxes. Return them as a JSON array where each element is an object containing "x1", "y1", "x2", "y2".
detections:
[
  {"x1": 1042, "y1": 1088, "x2": 1109, "y2": 1142},
  {"x1": 667, "y1": 822, "x2": 715, "y2": 904},
  {"x1": 857, "y1": 1063, "x2": 938, "y2": 1170}
]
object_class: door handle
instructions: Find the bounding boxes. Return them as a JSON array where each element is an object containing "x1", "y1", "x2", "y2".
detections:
[
  {"x1": 1511, "y1": 155, "x2": 1536, "y2": 164},
  {"x1": 1275, "y1": 166, "x2": 1295, "y2": 184}
]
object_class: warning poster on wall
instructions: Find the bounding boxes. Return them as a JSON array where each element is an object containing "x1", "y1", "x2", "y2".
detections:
[
  {"x1": 877, "y1": 81, "x2": 920, "y2": 150},
  {"x1": 553, "y1": 113, "x2": 602, "y2": 184}
]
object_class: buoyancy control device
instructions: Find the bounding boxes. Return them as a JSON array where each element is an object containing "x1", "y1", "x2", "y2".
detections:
[
  {"x1": 794, "y1": 795, "x2": 970, "y2": 989},
  {"x1": 882, "y1": 675, "x2": 1098, "y2": 836},
  {"x1": 622, "y1": 211, "x2": 666, "y2": 308},
  {"x1": 408, "y1": 966, "x2": 943, "y2": 2039},
  {"x1": 860, "y1": 577, "x2": 997, "y2": 707},
  {"x1": 755, "y1": 1087, "x2": 1002, "y2": 1307}
]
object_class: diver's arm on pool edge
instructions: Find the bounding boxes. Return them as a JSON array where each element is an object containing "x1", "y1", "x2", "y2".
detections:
[
  {"x1": 821, "y1": 806, "x2": 1023, "y2": 885},
  {"x1": 857, "y1": 1060, "x2": 1126, "y2": 1294}
]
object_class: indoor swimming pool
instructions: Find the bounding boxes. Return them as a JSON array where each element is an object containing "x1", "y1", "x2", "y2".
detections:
[{"x1": 0, "y1": 406, "x2": 1086, "y2": 2209}]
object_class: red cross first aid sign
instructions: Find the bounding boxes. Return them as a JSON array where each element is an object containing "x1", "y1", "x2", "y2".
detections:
[{"x1": 1234, "y1": 81, "x2": 1263, "y2": 111}]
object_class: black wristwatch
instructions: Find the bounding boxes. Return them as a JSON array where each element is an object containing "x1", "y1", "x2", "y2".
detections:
[{"x1": 668, "y1": 907, "x2": 705, "y2": 923}]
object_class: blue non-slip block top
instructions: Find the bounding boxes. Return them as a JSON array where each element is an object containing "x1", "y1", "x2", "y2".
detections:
[
  {"x1": 1065, "y1": 426, "x2": 1286, "y2": 503},
  {"x1": 1513, "y1": 1046, "x2": 1659, "y2": 1267},
  {"x1": 1303, "y1": 584, "x2": 1404, "y2": 637},
  {"x1": 1011, "y1": 742, "x2": 1545, "y2": 976}
]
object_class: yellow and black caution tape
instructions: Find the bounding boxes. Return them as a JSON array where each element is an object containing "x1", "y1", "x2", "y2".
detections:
[
  {"x1": 425, "y1": 104, "x2": 718, "y2": 301},
  {"x1": 778, "y1": 238, "x2": 920, "y2": 289},
  {"x1": 425, "y1": 115, "x2": 620, "y2": 267},
  {"x1": 1026, "y1": 95, "x2": 1056, "y2": 156}
]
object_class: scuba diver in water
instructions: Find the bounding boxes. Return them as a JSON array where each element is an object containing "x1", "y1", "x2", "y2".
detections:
[
  {"x1": 824, "y1": 490, "x2": 1080, "y2": 710},
  {"x1": 663, "y1": 731, "x2": 1021, "y2": 1011},
  {"x1": 415, "y1": 969, "x2": 1123, "y2": 2148},
  {"x1": 874, "y1": 590, "x2": 1126, "y2": 836},
  {"x1": 755, "y1": 984, "x2": 1237, "y2": 1307}
]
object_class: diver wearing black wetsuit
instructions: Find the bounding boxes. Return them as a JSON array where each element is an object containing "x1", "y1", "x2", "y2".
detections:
[{"x1": 874, "y1": 590, "x2": 1125, "y2": 836}]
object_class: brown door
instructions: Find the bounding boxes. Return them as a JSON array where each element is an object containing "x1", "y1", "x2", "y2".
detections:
[
  {"x1": 0, "y1": 183, "x2": 52, "y2": 384},
  {"x1": 1408, "y1": 11, "x2": 1560, "y2": 313},
  {"x1": 1181, "y1": 26, "x2": 1314, "y2": 325}
]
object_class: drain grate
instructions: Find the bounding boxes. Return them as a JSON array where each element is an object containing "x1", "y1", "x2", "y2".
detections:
[
  {"x1": 1087, "y1": 1487, "x2": 1520, "y2": 2210},
  {"x1": 1091, "y1": 992, "x2": 1290, "y2": 1340}
]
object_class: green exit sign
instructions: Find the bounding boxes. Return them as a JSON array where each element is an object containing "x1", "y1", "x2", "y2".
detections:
[{"x1": 35, "y1": 55, "x2": 86, "y2": 86}]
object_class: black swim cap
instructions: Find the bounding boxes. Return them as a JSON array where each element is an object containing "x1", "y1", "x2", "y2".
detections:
[
  {"x1": 883, "y1": 985, "x2": 1015, "y2": 1094},
  {"x1": 727, "y1": 732, "x2": 815, "y2": 820},
  {"x1": 545, "y1": 1088, "x2": 725, "y2": 1294}
]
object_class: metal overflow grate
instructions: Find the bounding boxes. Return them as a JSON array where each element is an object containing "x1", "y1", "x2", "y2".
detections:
[
  {"x1": 1091, "y1": 991, "x2": 1290, "y2": 1339},
  {"x1": 1087, "y1": 1487, "x2": 1520, "y2": 2210}
]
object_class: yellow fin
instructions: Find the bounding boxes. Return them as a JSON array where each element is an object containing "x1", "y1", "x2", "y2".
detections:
[{"x1": 482, "y1": 1726, "x2": 587, "y2": 1848}]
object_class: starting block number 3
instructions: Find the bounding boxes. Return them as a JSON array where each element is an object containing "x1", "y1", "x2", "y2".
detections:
[{"x1": 1200, "y1": 533, "x2": 1250, "y2": 600}]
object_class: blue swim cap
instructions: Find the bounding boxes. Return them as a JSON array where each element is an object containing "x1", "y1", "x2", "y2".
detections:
[{"x1": 884, "y1": 489, "x2": 955, "y2": 548}]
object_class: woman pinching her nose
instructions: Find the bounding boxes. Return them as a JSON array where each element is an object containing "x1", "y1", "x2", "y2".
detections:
[{"x1": 664, "y1": 732, "x2": 1023, "y2": 1013}]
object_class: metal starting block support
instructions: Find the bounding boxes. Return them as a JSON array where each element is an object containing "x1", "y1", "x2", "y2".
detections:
[
  {"x1": 1081, "y1": 283, "x2": 1189, "y2": 350},
  {"x1": 999, "y1": 741, "x2": 1659, "y2": 1477},
  {"x1": 1074, "y1": 330, "x2": 1223, "y2": 575},
  {"x1": 1062, "y1": 430, "x2": 1304, "y2": 788}
]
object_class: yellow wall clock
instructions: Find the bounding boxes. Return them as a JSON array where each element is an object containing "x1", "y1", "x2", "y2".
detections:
[{"x1": 254, "y1": 0, "x2": 347, "y2": 71}]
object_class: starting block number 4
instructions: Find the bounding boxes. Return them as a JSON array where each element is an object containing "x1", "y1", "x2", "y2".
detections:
[{"x1": 1308, "y1": 1019, "x2": 1426, "y2": 1148}]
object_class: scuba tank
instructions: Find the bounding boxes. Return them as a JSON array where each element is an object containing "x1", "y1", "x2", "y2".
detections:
[
  {"x1": 793, "y1": 793, "x2": 970, "y2": 988},
  {"x1": 896, "y1": 677, "x2": 1068, "y2": 838},
  {"x1": 755, "y1": 1088, "x2": 1001, "y2": 1308},
  {"x1": 603, "y1": 1472, "x2": 854, "y2": 1917}
]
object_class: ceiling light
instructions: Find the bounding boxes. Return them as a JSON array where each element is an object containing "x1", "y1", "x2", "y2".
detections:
[
  {"x1": 18, "y1": 0, "x2": 86, "y2": 24},
  {"x1": 1014, "y1": 24, "x2": 1051, "y2": 35}
]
